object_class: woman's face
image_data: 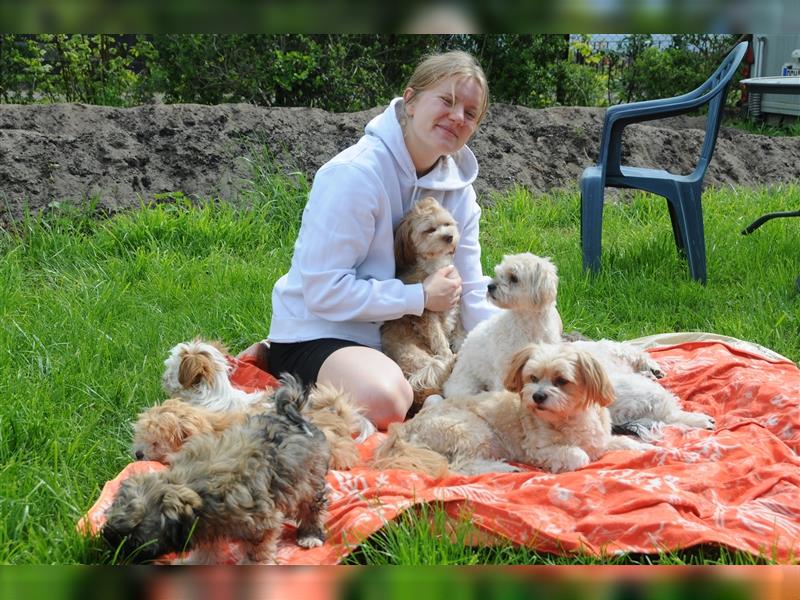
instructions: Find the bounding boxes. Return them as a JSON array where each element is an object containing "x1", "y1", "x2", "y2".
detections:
[{"x1": 403, "y1": 75, "x2": 484, "y2": 172}]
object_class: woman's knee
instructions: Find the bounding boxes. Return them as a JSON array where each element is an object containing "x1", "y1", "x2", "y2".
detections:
[{"x1": 354, "y1": 374, "x2": 413, "y2": 430}]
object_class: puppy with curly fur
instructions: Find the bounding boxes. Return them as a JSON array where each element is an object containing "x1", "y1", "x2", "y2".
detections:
[
  {"x1": 442, "y1": 253, "x2": 562, "y2": 398},
  {"x1": 373, "y1": 343, "x2": 652, "y2": 477},
  {"x1": 133, "y1": 384, "x2": 372, "y2": 470},
  {"x1": 103, "y1": 375, "x2": 330, "y2": 565},
  {"x1": 162, "y1": 338, "x2": 269, "y2": 412},
  {"x1": 380, "y1": 197, "x2": 464, "y2": 415}
]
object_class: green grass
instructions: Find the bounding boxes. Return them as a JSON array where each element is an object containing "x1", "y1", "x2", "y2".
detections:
[{"x1": 0, "y1": 161, "x2": 798, "y2": 564}]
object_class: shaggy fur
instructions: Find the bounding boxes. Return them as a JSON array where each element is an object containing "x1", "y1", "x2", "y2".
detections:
[
  {"x1": 104, "y1": 375, "x2": 330, "y2": 565},
  {"x1": 160, "y1": 337, "x2": 376, "y2": 444},
  {"x1": 380, "y1": 196, "x2": 464, "y2": 415},
  {"x1": 132, "y1": 384, "x2": 373, "y2": 470},
  {"x1": 567, "y1": 338, "x2": 715, "y2": 438},
  {"x1": 373, "y1": 343, "x2": 652, "y2": 477},
  {"x1": 162, "y1": 338, "x2": 269, "y2": 412},
  {"x1": 443, "y1": 253, "x2": 562, "y2": 397}
]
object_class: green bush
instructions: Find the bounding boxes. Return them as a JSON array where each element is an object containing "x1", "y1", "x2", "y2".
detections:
[{"x1": 0, "y1": 34, "x2": 744, "y2": 111}]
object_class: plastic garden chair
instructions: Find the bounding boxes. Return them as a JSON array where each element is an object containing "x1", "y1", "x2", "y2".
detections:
[{"x1": 580, "y1": 41, "x2": 748, "y2": 284}]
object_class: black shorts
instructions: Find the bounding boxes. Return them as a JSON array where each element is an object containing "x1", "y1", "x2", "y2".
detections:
[{"x1": 267, "y1": 338, "x2": 367, "y2": 386}]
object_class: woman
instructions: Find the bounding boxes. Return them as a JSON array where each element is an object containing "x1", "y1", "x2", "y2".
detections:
[{"x1": 257, "y1": 50, "x2": 499, "y2": 429}]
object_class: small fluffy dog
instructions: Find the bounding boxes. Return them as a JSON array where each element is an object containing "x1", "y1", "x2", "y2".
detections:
[
  {"x1": 162, "y1": 338, "x2": 268, "y2": 412},
  {"x1": 104, "y1": 375, "x2": 330, "y2": 565},
  {"x1": 373, "y1": 343, "x2": 652, "y2": 477},
  {"x1": 380, "y1": 196, "x2": 463, "y2": 414},
  {"x1": 567, "y1": 338, "x2": 715, "y2": 438},
  {"x1": 133, "y1": 384, "x2": 372, "y2": 470},
  {"x1": 442, "y1": 253, "x2": 562, "y2": 398},
  {"x1": 160, "y1": 337, "x2": 376, "y2": 445}
]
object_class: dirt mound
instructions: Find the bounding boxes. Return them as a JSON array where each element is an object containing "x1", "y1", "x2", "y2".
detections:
[{"x1": 0, "y1": 102, "x2": 797, "y2": 223}]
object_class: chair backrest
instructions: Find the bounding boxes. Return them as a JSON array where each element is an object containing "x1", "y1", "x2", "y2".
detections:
[
  {"x1": 600, "y1": 41, "x2": 748, "y2": 181},
  {"x1": 693, "y1": 41, "x2": 748, "y2": 178}
]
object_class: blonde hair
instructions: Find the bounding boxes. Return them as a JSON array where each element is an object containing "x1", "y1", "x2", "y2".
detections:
[{"x1": 404, "y1": 50, "x2": 489, "y2": 125}]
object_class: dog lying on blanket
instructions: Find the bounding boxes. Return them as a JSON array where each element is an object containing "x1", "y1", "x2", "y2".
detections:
[
  {"x1": 133, "y1": 382, "x2": 369, "y2": 470},
  {"x1": 380, "y1": 197, "x2": 464, "y2": 415},
  {"x1": 373, "y1": 342, "x2": 655, "y2": 477},
  {"x1": 104, "y1": 375, "x2": 330, "y2": 565}
]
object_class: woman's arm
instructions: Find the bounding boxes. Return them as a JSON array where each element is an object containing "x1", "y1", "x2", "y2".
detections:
[{"x1": 296, "y1": 164, "x2": 424, "y2": 323}]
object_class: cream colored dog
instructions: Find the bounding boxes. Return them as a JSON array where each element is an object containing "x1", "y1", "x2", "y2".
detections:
[
  {"x1": 442, "y1": 253, "x2": 562, "y2": 398},
  {"x1": 373, "y1": 343, "x2": 652, "y2": 477},
  {"x1": 381, "y1": 196, "x2": 463, "y2": 415}
]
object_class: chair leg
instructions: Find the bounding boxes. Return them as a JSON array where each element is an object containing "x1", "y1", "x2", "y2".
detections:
[
  {"x1": 580, "y1": 177, "x2": 605, "y2": 273},
  {"x1": 668, "y1": 184, "x2": 707, "y2": 284},
  {"x1": 667, "y1": 200, "x2": 685, "y2": 254}
]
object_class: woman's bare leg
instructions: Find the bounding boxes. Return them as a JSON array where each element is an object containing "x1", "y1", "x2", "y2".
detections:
[{"x1": 318, "y1": 346, "x2": 413, "y2": 430}]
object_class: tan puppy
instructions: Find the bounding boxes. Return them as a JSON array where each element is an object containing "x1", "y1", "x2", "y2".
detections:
[
  {"x1": 381, "y1": 196, "x2": 463, "y2": 415},
  {"x1": 133, "y1": 384, "x2": 371, "y2": 470},
  {"x1": 373, "y1": 343, "x2": 653, "y2": 477}
]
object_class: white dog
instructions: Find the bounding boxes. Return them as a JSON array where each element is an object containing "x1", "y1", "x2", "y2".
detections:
[
  {"x1": 442, "y1": 253, "x2": 562, "y2": 397},
  {"x1": 568, "y1": 338, "x2": 715, "y2": 438},
  {"x1": 161, "y1": 338, "x2": 376, "y2": 442},
  {"x1": 161, "y1": 339, "x2": 269, "y2": 412},
  {"x1": 372, "y1": 342, "x2": 653, "y2": 476}
]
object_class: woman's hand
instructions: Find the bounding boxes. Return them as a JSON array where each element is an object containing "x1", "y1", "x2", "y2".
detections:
[{"x1": 422, "y1": 265, "x2": 462, "y2": 312}]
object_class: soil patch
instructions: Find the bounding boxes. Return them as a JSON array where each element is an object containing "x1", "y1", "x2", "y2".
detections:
[{"x1": 0, "y1": 102, "x2": 797, "y2": 224}]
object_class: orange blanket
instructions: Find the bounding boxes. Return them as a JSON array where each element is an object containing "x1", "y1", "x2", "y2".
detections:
[{"x1": 80, "y1": 341, "x2": 800, "y2": 563}]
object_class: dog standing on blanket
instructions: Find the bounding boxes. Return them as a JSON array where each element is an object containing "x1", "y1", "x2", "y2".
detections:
[
  {"x1": 380, "y1": 196, "x2": 464, "y2": 415},
  {"x1": 103, "y1": 375, "x2": 330, "y2": 565},
  {"x1": 373, "y1": 343, "x2": 654, "y2": 477}
]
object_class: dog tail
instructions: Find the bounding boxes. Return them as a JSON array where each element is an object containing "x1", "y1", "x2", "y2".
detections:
[
  {"x1": 274, "y1": 373, "x2": 313, "y2": 432},
  {"x1": 307, "y1": 383, "x2": 376, "y2": 443},
  {"x1": 370, "y1": 423, "x2": 449, "y2": 478}
]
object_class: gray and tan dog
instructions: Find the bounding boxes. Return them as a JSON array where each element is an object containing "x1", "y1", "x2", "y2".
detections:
[{"x1": 103, "y1": 374, "x2": 330, "y2": 564}]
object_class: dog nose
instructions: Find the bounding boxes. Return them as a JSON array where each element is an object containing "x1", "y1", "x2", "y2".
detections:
[
  {"x1": 135, "y1": 450, "x2": 144, "y2": 460},
  {"x1": 532, "y1": 391, "x2": 547, "y2": 405},
  {"x1": 487, "y1": 283, "x2": 496, "y2": 293}
]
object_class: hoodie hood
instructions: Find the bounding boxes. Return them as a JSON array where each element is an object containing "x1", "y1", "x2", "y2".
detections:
[{"x1": 364, "y1": 97, "x2": 478, "y2": 192}]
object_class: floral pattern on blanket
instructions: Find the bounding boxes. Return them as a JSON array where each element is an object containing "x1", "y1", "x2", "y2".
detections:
[{"x1": 80, "y1": 341, "x2": 800, "y2": 563}]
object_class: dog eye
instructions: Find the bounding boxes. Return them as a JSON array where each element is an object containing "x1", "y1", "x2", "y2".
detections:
[
  {"x1": 509, "y1": 274, "x2": 518, "y2": 284},
  {"x1": 529, "y1": 376, "x2": 539, "y2": 383},
  {"x1": 554, "y1": 377, "x2": 569, "y2": 387},
  {"x1": 424, "y1": 227, "x2": 437, "y2": 234}
]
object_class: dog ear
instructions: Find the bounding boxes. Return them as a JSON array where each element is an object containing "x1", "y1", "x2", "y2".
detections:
[
  {"x1": 503, "y1": 345, "x2": 533, "y2": 393},
  {"x1": 393, "y1": 214, "x2": 417, "y2": 272},
  {"x1": 575, "y1": 351, "x2": 615, "y2": 407},
  {"x1": 178, "y1": 352, "x2": 214, "y2": 389}
]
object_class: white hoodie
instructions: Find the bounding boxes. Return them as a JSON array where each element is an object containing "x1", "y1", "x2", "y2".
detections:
[{"x1": 268, "y1": 98, "x2": 500, "y2": 349}]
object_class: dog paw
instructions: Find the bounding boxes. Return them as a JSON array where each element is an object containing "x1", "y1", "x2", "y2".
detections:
[
  {"x1": 557, "y1": 447, "x2": 590, "y2": 472},
  {"x1": 680, "y1": 412, "x2": 716, "y2": 430},
  {"x1": 296, "y1": 535, "x2": 324, "y2": 549}
]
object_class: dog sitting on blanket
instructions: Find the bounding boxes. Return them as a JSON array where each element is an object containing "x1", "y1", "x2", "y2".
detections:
[
  {"x1": 372, "y1": 343, "x2": 654, "y2": 477},
  {"x1": 103, "y1": 374, "x2": 330, "y2": 565},
  {"x1": 133, "y1": 383, "x2": 370, "y2": 470},
  {"x1": 380, "y1": 196, "x2": 464, "y2": 415},
  {"x1": 442, "y1": 252, "x2": 562, "y2": 398}
]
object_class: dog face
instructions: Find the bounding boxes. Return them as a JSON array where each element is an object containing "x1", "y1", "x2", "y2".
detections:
[
  {"x1": 504, "y1": 343, "x2": 615, "y2": 423},
  {"x1": 161, "y1": 339, "x2": 230, "y2": 398},
  {"x1": 132, "y1": 399, "x2": 236, "y2": 463},
  {"x1": 102, "y1": 473, "x2": 202, "y2": 563},
  {"x1": 394, "y1": 196, "x2": 460, "y2": 270},
  {"x1": 486, "y1": 253, "x2": 558, "y2": 311}
]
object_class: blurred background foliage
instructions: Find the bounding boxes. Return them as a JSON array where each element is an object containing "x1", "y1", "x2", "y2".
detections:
[{"x1": 0, "y1": 34, "x2": 743, "y2": 111}]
